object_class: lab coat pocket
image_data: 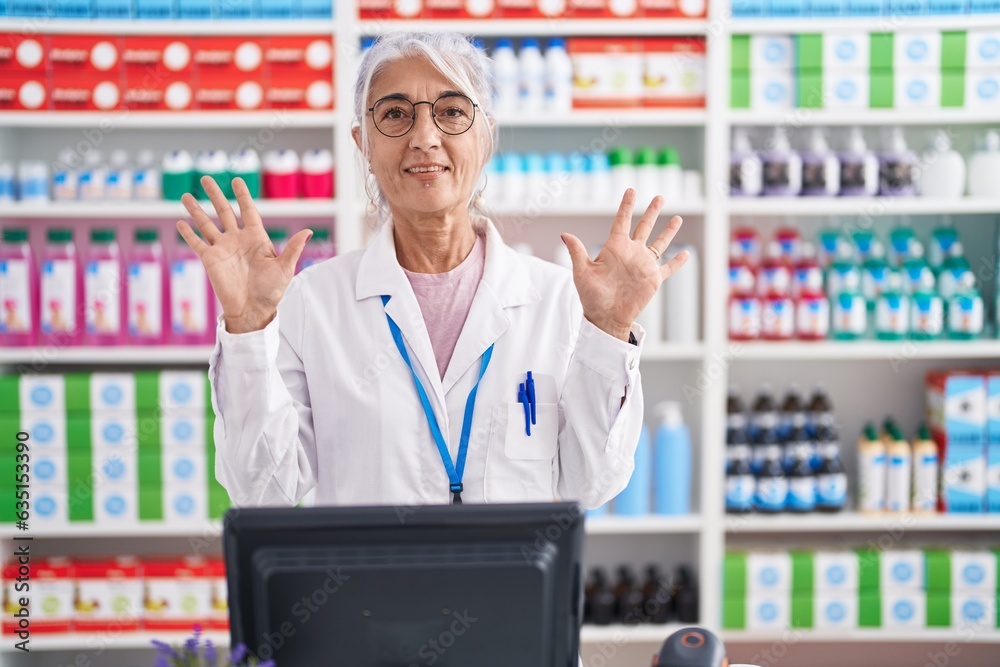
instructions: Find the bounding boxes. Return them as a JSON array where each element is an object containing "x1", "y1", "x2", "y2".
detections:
[
  {"x1": 504, "y1": 402, "x2": 558, "y2": 460},
  {"x1": 484, "y1": 403, "x2": 558, "y2": 503}
]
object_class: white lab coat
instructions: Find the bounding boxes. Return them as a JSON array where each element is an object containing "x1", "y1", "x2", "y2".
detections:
[{"x1": 209, "y1": 218, "x2": 646, "y2": 510}]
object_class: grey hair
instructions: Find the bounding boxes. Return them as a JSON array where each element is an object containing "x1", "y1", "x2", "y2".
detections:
[{"x1": 353, "y1": 32, "x2": 496, "y2": 224}]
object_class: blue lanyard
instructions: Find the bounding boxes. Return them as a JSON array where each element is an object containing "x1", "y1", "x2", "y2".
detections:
[{"x1": 381, "y1": 295, "x2": 494, "y2": 504}]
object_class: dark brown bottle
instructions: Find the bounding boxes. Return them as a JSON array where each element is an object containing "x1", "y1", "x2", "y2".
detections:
[
  {"x1": 642, "y1": 565, "x2": 672, "y2": 624},
  {"x1": 588, "y1": 568, "x2": 617, "y2": 626},
  {"x1": 614, "y1": 566, "x2": 645, "y2": 624},
  {"x1": 672, "y1": 565, "x2": 699, "y2": 624}
]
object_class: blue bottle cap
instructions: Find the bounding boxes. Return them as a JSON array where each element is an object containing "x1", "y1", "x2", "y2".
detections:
[
  {"x1": 523, "y1": 152, "x2": 545, "y2": 173},
  {"x1": 495, "y1": 37, "x2": 514, "y2": 49},
  {"x1": 588, "y1": 152, "x2": 611, "y2": 172},
  {"x1": 521, "y1": 37, "x2": 540, "y2": 49},
  {"x1": 501, "y1": 152, "x2": 524, "y2": 172},
  {"x1": 545, "y1": 151, "x2": 568, "y2": 172},
  {"x1": 547, "y1": 37, "x2": 566, "y2": 49}
]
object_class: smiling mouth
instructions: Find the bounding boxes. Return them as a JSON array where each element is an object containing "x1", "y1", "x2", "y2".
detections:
[{"x1": 405, "y1": 166, "x2": 449, "y2": 173}]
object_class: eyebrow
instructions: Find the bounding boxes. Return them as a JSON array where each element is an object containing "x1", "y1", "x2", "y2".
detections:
[{"x1": 375, "y1": 90, "x2": 467, "y2": 102}]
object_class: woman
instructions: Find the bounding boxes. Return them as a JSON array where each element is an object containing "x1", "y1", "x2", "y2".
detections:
[{"x1": 177, "y1": 32, "x2": 689, "y2": 510}]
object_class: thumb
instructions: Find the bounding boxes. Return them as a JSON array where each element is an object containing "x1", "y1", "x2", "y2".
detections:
[
  {"x1": 279, "y1": 229, "x2": 313, "y2": 274},
  {"x1": 560, "y1": 233, "x2": 590, "y2": 272}
]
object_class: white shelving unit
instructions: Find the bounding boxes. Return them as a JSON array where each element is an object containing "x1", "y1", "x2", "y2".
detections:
[
  {"x1": 0, "y1": 199, "x2": 339, "y2": 219},
  {"x1": 0, "y1": 111, "x2": 336, "y2": 128},
  {"x1": 729, "y1": 197, "x2": 1000, "y2": 217}
]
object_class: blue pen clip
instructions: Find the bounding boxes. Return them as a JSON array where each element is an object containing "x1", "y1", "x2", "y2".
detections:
[
  {"x1": 518, "y1": 382, "x2": 531, "y2": 436},
  {"x1": 526, "y1": 371, "x2": 536, "y2": 425}
]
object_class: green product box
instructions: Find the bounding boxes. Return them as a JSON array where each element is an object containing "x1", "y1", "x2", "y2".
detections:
[
  {"x1": 135, "y1": 371, "x2": 160, "y2": 411},
  {"x1": 857, "y1": 549, "x2": 881, "y2": 592},
  {"x1": 941, "y1": 31, "x2": 967, "y2": 71},
  {"x1": 870, "y1": 33, "x2": 894, "y2": 70},
  {"x1": 139, "y1": 485, "x2": 164, "y2": 522},
  {"x1": 926, "y1": 591, "x2": 951, "y2": 627},
  {"x1": 791, "y1": 591, "x2": 814, "y2": 628},
  {"x1": 0, "y1": 376, "x2": 19, "y2": 413},
  {"x1": 64, "y1": 373, "x2": 90, "y2": 415},
  {"x1": 858, "y1": 591, "x2": 881, "y2": 627},
  {"x1": 66, "y1": 414, "x2": 92, "y2": 454},
  {"x1": 791, "y1": 551, "x2": 814, "y2": 594},
  {"x1": 725, "y1": 552, "x2": 748, "y2": 595},
  {"x1": 723, "y1": 595, "x2": 746, "y2": 629},
  {"x1": 925, "y1": 550, "x2": 952, "y2": 592},
  {"x1": 941, "y1": 70, "x2": 965, "y2": 108},
  {"x1": 732, "y1": 34, "x2": 751, "y2": 72},
  {"x1": 731, "y1": 72, "x2": 751, "y2": 109},
  {"x1": 796, "y1": 34, "x2": 823, "y2": 71},
  {"x1": 870, "y1": 70, "x2": 894, "y2": 108},
  {"x1": 797, "y1": 69, "x2": 824, "y2": 108}
]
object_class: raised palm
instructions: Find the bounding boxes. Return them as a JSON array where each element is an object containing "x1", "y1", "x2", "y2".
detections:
[{"x1": 176, "y1": 176, "x2": 312, "y2": 333}]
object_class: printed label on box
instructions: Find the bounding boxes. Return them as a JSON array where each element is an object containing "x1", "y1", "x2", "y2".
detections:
[
  {"x1": 748, "y1": 552, "x2": 792, "y2": 593},
  {"x1": 894, "y1": 70, "x2": 941, "y2": 108},
  {"x1": 162, "y1": 413, "x2": 205, "y2": 449},
  {"x1": 265, "y1": 72, "x2": 333, "y2": 110},
  {"x1": 195, "y1": 74, "x2": 265, "y2": 111},
  {"x1": 569, "y1": 38, "x2": 643, "y2": 108},
  {"x1": 51, "y1": 73, "x2": 122, "y2": 111},
  {"x1": 165, "y1": 483, "x2": 208, "y2": 522},
  {"x1": 159, "y1": 371, "x2": 207, "y2": 411},
  {"x1": 94, "y1": 487, "x2": 138, "y2": 523},
  {"x1": 30, "y1": 486, "x2": 68, "y2": 524},
  {"x1": 121, "y1": 37, "x2": 193, "y2": 76},
  {"x1": 92, "y1": 411, "x2": 138, "y2": 450},
  {"x1": 943, "y1": 442, "x2": 987, "y2": 513},
  {"x1": 193, "y1": 37, "x2": 265, "y2": 76},
  {"x1": 894, "y1": 32, "x2": 941, "y2": 68},
  {"x1": 163, "y1": 449, "x2": 206, "y2": 485},
  {"x1": 966, "y1": 71, "x2": 1000, "y2": 108},
  {"x1": 951, "y1": 592, "x2": 997, "y2": 629},
  {"x1": 74, "y1": 560, "x2": 143, "y2": 629},
  {"x1": 881, "y1": 550, "x2": 925, "y2": 590},
  {"x1": 0, "y1": 35, "x2": 47, "y2": 71},
  {"x1": 2, "y1": 561, "x2": 74, "y2": 633},
  {"x1": 748, "y1": 592, "x2": 790, "y2": 629},
  {"x1": 122, "y1": 76, "x2": 194, "y2": 112},
  {"x1": 952, "y1": 551, "x2": 997, "y2": 593},
  {"x1": 22, "y1": 413, "x2": 67, "y2": 453},
  {"x1": 824, "y1": 70, "x2": 870, "y2": 108},
  {"x1": 750, "y1": 35, "x2": 795, "y2": 70},
  {"x1": 751, "y1": 70, "x2": 795, "y2": 109},
  {"x1": 815, "y1": 592, "x2": 858, "y2": 629},
  {"x1": 0, "y1": 73, "x2": 48, "y2": 111},
  {"x1": 93, "y1": 447, "x2": 138, "y2": 488},
  {"x1": 49, "y1": 36, "x2": 121, "y2": 74},
  {"x1": 20, "y1": 375, "x2": 66, "y2": 414},
  {"x1": 642, "y1": 38, "x2": 706, "y2": 107},
  {"x1": 882, "y1": 590, "x2": 926, "y2": 628},
  {"x1": 967, "y1": 30, "x2": 1000, "y2": 69},
  {"x1": 815, "y1": 551, "x2": 860, "y2": 592},
  {"x1": 823, "y1": 32, "x2": 870, "y2": 69},
  {"x1": 91, "y1": 373, "x2": 136, "y2": 413}
]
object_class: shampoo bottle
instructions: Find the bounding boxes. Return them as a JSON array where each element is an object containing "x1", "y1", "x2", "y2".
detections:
[
  {"x1": 615, "y1": 424, "x2": 652, "y2": 515},
  {"x1": 839, "y1": 127, "x2": 879, "y2": 196},
  {"x1": 653, "y1": 402, "x2": 692, "y2": 515},
  {"x1": 878, "y1": 127, "x2": 916, "y2": 196},
  {"x1": 801, "y1": 127, "x2": 840, "y2": 196},
  {"x1": 0, "y1": 228, "x2": 37, "y2": 346},
  {"x1": 761, "y1": 126, "x2": 802, "y2": 196},
  {"x1": 857, "y1": 422, "x2": 887, "y2": 513},
  {"x1": 968, "y1": 130, "x2": 1000, "y2": 198},
  {"x1": 911, "y1": 424, "x2": 939, "y2": 514},
  {"x1": 730, "y1": 128, "x2": 762, "y2": 196},
  {"x1": 916, "y1": 130, "x2": 966, "y2": 198},
  {"x1": 39, "y1": 228, "x2": 82, "y2": 347}
]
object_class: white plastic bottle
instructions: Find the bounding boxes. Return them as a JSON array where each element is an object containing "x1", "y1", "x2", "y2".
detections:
[
  {"x1": 967, "y1": 130, "x2": 1000, "y2": 198},
  {"x1": 518, "y1": 38, "x2": 546, "y2": 116},
  {"x1": 133, "y1": 149, "x2": 162, "y2": 201},
  {"x1": 916, "y1": 131, "x2": 966, "y2": 198},
  {"x1": 493, "y1": 38, "x2": 520, "y2": 116},
  {"x1": 499, "y1": 152, "x2": 526, "y2": 209},
  {"x1": 106, "y1": 150, "x2": 134, "y2": 201},
  {"x1": 18, "y1": 161, "x2": 50, "y2": 203},
  {"x1": 659, "y1": 147, "x2": 683, "y2": 203},
  {"x1": 544, "y1": 37, "x2": 573, "y2": 114},
  {"x1": 663, "y1": 244, "x2": 699, "y2": 343},
  {"x1": 730, "y1": 127, "x2": 762, "y2": 196},
  {"x1": 52, "y1": 148, "x2": 80, "y2": 201},
  {"x1": 839, "y1": 127, "x2": 879, "y2": 196},
  {"x1": 78, "y1": 151, "x2": 108, "y2": 201}
]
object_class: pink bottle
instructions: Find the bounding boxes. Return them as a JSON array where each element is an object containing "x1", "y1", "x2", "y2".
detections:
[
  {"x1": 759, "y1": 241, "x2": 794, "y2": 341},
  {"x1": 730, "y1": 226, "x2": 761, "y2": 268},
  {"x1": 126, "y1": 228, "x2": 168, "y2": 345},
  {"x1": 795, "y1": 268, "x2": 830, "y2": 341},
  {"x1": 40, "y1": 228, "x2": 84, "y2": 347},
  {"x1": 169, "y1": 231, "x2": 214, "y2": 346},
  {"x1": 728, "y1": 260, "x2": 760, "y2": 341},
  {"x1": 757, "y1": 241, "x2": 792, "y2": 299},
  {"x1": 296, "y1": 228, "x2": 335, "y2": 274},
  {"x1": 0, "y1": 227, "x2": 38, "y2": 346},
  {"x1": 301, "y1": 149, "x2": 335, "y2": 199},
  {"x1": 263, "y1": 149, "x2": 301, "y2": 199},
  {"x1": 774, "y1": 226, "x2": 802, "y2": 264},
  {"x1": 791, "y1": 242, "x2": 823, "y2": 300},
  {"x1": 84, "y1": 228, "x2": 125, "y2": 346}
]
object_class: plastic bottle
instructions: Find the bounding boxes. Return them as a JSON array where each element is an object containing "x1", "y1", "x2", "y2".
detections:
[
  {"x1": 19, "y1": 160, "x2": 50, "y2": 203},
  {"x1": 492, "y1": 38, "x2": 520, "y2": 116},
  {"x1": 774, "y1": 226, "x2": 802, "y2": 264},
  {"x1": 750, "y1": 385, "x2": 779, "y2": 471},
  {"x1": 928, "y1": 224, "x2": 959, "y2": 272},
  {"x1": 653, "y1": 402, "x2": 691, "y2": 515},
  {"x1": 301, "y1": 148, "x2": 334, "y2": 199},
  {"x1": 725, "y1": 422, "x2": 756, "y2": 514},
  {"x1": 758, "y1": 240, "x2": 791, "y2": 299},
  {"x1": 888, "y1": 225, "x2": 917, "y2": 268},
  {"x1": 523, "y1": 151, "x2": 546, "y2": 202},
  {"x1": 829, "y1": 268, "x2": 868, "y2": 340},
  {"x1": 664, "y1": 245, "x2": 698, "y2": 343},
  {"x1": 785, "y1": 431, "x2": 817, "y2": 513},
  {"x1": 228, "y1": 149, "x2": 262, "y2": 199},
  {"x1": 263, "y1": 149, "x2": 301, "y2": 200},
  {"x1": 106, "y1": 150, "x2": 133, "y2": 201},
  {"x1": 800, "y1": 128, "x2": 840, "y2": 196},
  {"x1": 861, "y1": 242, "x2": 892, "y2": 308},
  {"x1": 162, "y1": 150, "x2": 196, "y2": 201},
  {"x1": 78, "y1": 152, "x2": 107, "y2": 201},
  {"x1": 946, "y1": 273, "x2": 984, "y2": 340},
  {"x1": 195, "y1": 150, "x2": 231, "y2": 200},
  {"x1": 0, "y1": 228, "x2": 37, "y2": 346},
  {"x1": 83, "y1": 228, "x2": 124, "y2": 346},
  {"x1": 885, "y1": 425, "x2": 912, "y2": 513},
  {"x1": 814, "y1": 425, "x2": 847, "y2": 513},
  {"x1": 52, "y1": 148, "x2": 80, "y2": 201},
  {"x1": 728, "y1": 262, "x2": 760, "y2": 341},
  {"x1": 909, "y1": 270, "x2": 945, "y2": 341},
  {"x1": 565, "y1": 151, "x2": 589, "y2": 205},
  {"x1": 588, "y1": 151, "x2": 612, "y2": 206},
  {"x1": 518, "y1": 38, "x2": 545, "y2": 115},
  {"x1": 609, "y1": 147, "x2": 635, "y2": 202},
  {"x1": 817, "y1": 227, "x2": 846, "y2": 268},
  {"x1": 296, "y1": 228, "x2": 334, "y2": 273},
  {"x1": 761, "y1": 127, "x2": 802, "y2": 196},
  {"x1": 878, "y1": 127, "x2": 917, "y2": 196},
  {"x1": 658, "y1": 147, "x2": 683, "y2": 203},
  {"x1": 730, "y1": 127, "x2": 762, "y2": 196},
  {"x1": 825, "y1": 241, "x2": 861, "y2": 299},
  {"x1": 900, "y1": 242, "x2": 934, "y2": 295},
  {"x1": 911, "y1": 424, "x2": 938, "y2": 514},
  {"x1": 839, "y1": 127, "x2": 879, "y2": 196},
  {"x1": 915, "y1": 131, "x2": 966, "y2": 198},
  {"x1": 544, "y1": 37, "x2": 573, "y2": 113},
  {"x1": 967, "y1": 130, "x2": 1000, "y2": 198},
  {"x1": 754, "y1": 442, "x2": 788, "y2": 513},
  {"x1": 731, "y1": 226, "x2": 761, "y2": 267},
  {"x1": 544, "y1": 151, "x2": 569, "y2": 206},
  {"x1": 498, "y1": 152, "x2": 525, "y2": 208},
  {"x1": 851, "y1": 230, "x2": 880, "y2": 264},
  {"x1": 634, "y1": 146, "x2": 659, "y2": 204},
  {"x1": 133, "y1": 150, "x2": 162, "y2": 201},
  {"x1": 857, "y1": 422, "x2": 886, "y2": 514},
  {"x1": 127, "y1": 229, "x2": 167, "y2": 345},
  {"x1": 759, "y1": 242, "x2": 794, "y2": 341},
  {"x1": 641, "y1": 565, "x2": 671, "y2": 624},
  {"x1": 39, "y1": 228, "x2": 82, "y2": 347},
  {"x1": 937, "y1": 242, "x2": 972, "y2": 303},
  {"x1": 0, "y1": 163, "x2": 15, "y2": 203},
  {"x1": 615, "y1": 424, "x2": 652, "y2": 515},
  {"x1": 169, "y1": 231, "x2": 213, "y2": 345},
  {"x1": 874, "y1": 272, "x2": 909, "y2": 340},
  {"x1": 780, "y1": 385, "x2": 807, "y2": 447},
  {"x1": 795, "y1": 266, "x2": 830, "y2": 341},
  {"x1": 806, "y1": 385, "x2": 834, "y2": 437},
  {"x1": 792, "y1": 242, "x2": 823, "y2": 300}
]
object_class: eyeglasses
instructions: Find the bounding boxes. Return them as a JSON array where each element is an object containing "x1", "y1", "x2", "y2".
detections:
[{"x1": 368, "y1": 93, "x2": 479, "y2": 138}]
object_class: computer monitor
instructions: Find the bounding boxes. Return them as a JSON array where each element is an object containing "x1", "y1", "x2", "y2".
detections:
[{"x1": 223, "y1": 502, "x2": 585, "y2": 667}]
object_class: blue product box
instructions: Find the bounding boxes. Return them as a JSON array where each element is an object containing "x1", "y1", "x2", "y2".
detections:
[
  {"x1": 970, "y1": 0, "x2": 1000, "y2": 11},
  {"x1": 177, "y1": 0, "x2": 212, "y2": 17},
  {"x1": 0, "y1": 0, "x2": 6, "y2": 16},
  {"x1": 55, "y1": 0, "x2": 90, "y2": 16},
  {"x1": 10, "y1": 0, "x2": 49, "y2": 16},
  {"x1": 215, "y1": 0, "x2": 253, "y2": 18},
  {"x1": 888, "y1": 0, "x2": 927, "y2": 15},
  {"x1": 92, "y1": 0, "x2": 131, "y2": 17},
  {"x1": 770, "y1": 0, "x2": 807, "y2": 15},
  {"x1": 136, "y1": 0, "x2": 174, "y2": 18},
  {"x1": 988, "y1": 375, "x2": 1000, "y2": 513},
  {"x1": 943, "y1": 442, "x2": 987, "y2": 513},
  {"x1": 848, "y1": 0, "x2": 884, "y2": 13},
  {"x1": 928, "y1": 0, "x2": 965, "y2": 12},
  {"x1": 733, "y1": 0, "x2": 768, "y2": 15},
  {"x1": 300, "y1": 0, "x2": 330, "y2": 18},
  {"x1": 809, "y1": 0, "x2": 848, "y2": 14},
  {"x1": 260, "y1": 0, "x2": 300, "y2": 17}
]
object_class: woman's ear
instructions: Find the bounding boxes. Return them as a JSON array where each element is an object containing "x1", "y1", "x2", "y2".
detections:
[{"x1": 351, "y1": 125, "x2": 363, "y2": 151}]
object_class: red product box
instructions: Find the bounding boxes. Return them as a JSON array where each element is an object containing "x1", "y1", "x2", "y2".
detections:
[
  {"x1": 0, "y1": 34, "x2": 48, "y2": 71},
  {"x1": 143, "y1": 557, "x2": 212, "y2": 631},
  {"x1": 121, "y1": 36, "x2": 194, "y2": 82},
  {"x1": 495, "y1": 0, "x2": 542, "y2": 18},
  {"x1": 638, "y1": 0, "x2": 707, "y2": 17},
  {"x1": 195, "y1": 73, "x2": 265, "y2": 111},
  {"x1": 424, "y1": 0, "x2": 497, "y2": 18},
  {"x1": 641, "y1": 37, "x2": 706, "y2": 107},
  {"x1": 193, "y1": 36, "x2": 265, "y2": 78},
  {"x1": 569, "y1": 38, "x2": 643, "y2": 108},
  {"x1": 0, "y1": 72, "x2": 49, "y2": 111},
  {"x1": 122, "y1": 76, "x2": 194, "y2": 112},
  {"x1": 73, "y1": 557, "x2": 143, "y2": 632},
  {"x1": 566, "y1": 0, "x2": 638, "y2": 18},
  {"x1": 51, "y1": 72, "x2": 123, "y2": 111},
  {"x1": 49, "y1": 35, "x2": 123, "y2": 75},
  {"x1": 207, "y1": 558, "x2": 228, "y2": 630},
  {"x1": 266, "y1": 71, "x2": 334, "y2": 110},
  {"x1": 2, "y1": 558, "x2": 74, "y2": 635},
  {"x1": 358, "y1": 0, "x2": 399, "y2": 18},
  {"x1": 265, "y1": 36, "x2": 334, "y2": 78}
]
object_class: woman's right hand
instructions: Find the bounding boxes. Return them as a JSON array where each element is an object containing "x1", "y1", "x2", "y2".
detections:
[{"x1": 176, "y1": 175, "x2": 313, "y2": 334}]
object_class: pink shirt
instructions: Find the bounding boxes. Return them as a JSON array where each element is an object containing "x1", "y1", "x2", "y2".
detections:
[{"x1": 402, "y1": 234, "x2": 486, "y2": 379}]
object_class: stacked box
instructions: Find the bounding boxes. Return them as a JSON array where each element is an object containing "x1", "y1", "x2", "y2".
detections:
[
  {"x1": 814, "y1": 550, "x2": 862, "y2": 629},
  {"x1": 927, "y1": 371, "x2": 988, "y2": 513},
  {"x1": 730, "y1": 34, "x2": 796, "y2": 110},
  {"x1": 926, "y1": 549, "x2": 1000, "y2": 629},
  {"x1": 91, "y1": 373, "x2": 141, "y2": 524},
  {"x1": 988, "y1": 374, "x2": 1000, "y2": 513},
  {"x1": 723, "y1": 551, "x2": 814, "y2": 629},
  {"x1": 965, "y1": 29, "x2": 1000, "y2": 111}
]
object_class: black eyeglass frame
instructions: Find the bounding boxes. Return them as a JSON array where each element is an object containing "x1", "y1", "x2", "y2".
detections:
[{"x1": 367, "y1": 93, "x2": 480, "y2": 138}]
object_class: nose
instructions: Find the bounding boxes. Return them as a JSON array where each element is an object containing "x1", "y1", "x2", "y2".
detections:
[{"x1": 408, "y1": 102, "x2": 441, "y2": 151}]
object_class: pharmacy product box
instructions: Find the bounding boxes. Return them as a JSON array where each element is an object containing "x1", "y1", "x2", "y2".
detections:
[
  {"x1": 966, "y1": 71, "x2": 1000, "y2": 108},
  {"x1": 824, "y1": 31, "x2": 870, "y2": 69},
  {"x1": 825, "y1": 70, "x2": 870, "y2": 107},
  {"x1": 92, "y1": 411, "x2": 138, "y2": 450},
  {"x1": 951, "y1": 591, "x2": 997, "y2": 628},
  {"x1": 31, "y1": 485, "x2": 68, "y2": 524},
  {"x1": 970, "y1": 0, "x2": 1000, "y2": 10},
  {"x1": 809, "y1": 0, "x2": 848, "y2": 15},
  {"x1": 752, "y1": 69, "x2": 795, "y2": 109},
  {"x1": 177, "y1": 0, "x2": 213, "y2": 18},
  {"x1": 881, "y1": 550, "x2": 925, "y2": 590},
  {"x1": 207, "y1": 558, "x2": 229, "y2": 629},
  {"x1": 928, "y1": 550, "x2": 1000, "y2": 593},
  {"x1": 195, "y1": 74, "x2": 265, "y2": 111},
  {"x1": 882, "y1": 589, "x2": 926, "y2": 628},
  {"x1": 74, "y1": 558, "x2": 143, "y2": 631},
  {"x1": 143, "y1": 557, "x2": 214, "y2": 630},
  {"x1": 815, "y1": 551, "x2": 860, "y2": 593},
  {"x1": 54, "y1": 0, "x2": 93, "y2": 18},
  {"x1": 424, "y1": 0, "x2": 492, "y2": 19},
  {"x1": 135, "y1": 0, "x2": 174, "y2": 18},
  {"x1": 121, "y1": 37, "x2": 194, "y2": 78},
  {"x1": 814, "y1": 591, "x2": 858, "y2": 629},
  {"x1": 731, "y1": 0, "x2": 766, "y2": 14},
  {"x1": 641, "y1": 38, "x2": 706, "y2": 108},
  {"x1": 887, "y1": 0, "x2": 928, "y2": 13},
  {"x1": 894, "y1": 31, "x2": 942, "y2": 69},
  {"x1": 94, "y1": 0, "x2": 131, "y2": 17},
  {"x1": 967, "y1": 29, "x2": 1000, "y2": 69},
  {"x1": 796, "y1": 69, "x2": 823, "y2": 107},
  {"x1": 22, "y1": 412, "x2": 67, "y2": 453},
  {"x1": 569, "y1": 38, "x2": 643, "y2": 108},
  {"x1": 771, "y1": 0, "x2": 808, "y2": 15},
  {"x1": 164, "y1": 448, "x2": 207, "y2": 484},
  {"x1": 91, "y1": 373, "x2": 136, "y2": 413},
  {"x1": 51, "y1": 73, "x2": 123, "y2": 111},
  {"x1": 1, "y1": 558, "x2": 74, "y2": 634},
  {"x1": 94, "y1": 486, "x2": 138, "y2": 523},
  {"x1": 357, "y1": 0, "x2": 399, "y2": 19},
  {"x1": 123, "y1": 76, "x2": 195, "y2": 111},
  {"x1": 747, "y1": 591, "x2": 791, "y2": 629},
  {"x1": 927, "y1": 371, "x2": 986, "y2": 445},
  {"x1": 93, "y1": 447, "x2": 139, "y2": 488},
  {"x1": 164, "y1": 482, "x2": 208, "y2": 522},
  {"x1": 193, "y1": 37, "x2": 265, "y2": 77},
  {"x1": 160, "y1": 371, "x2": 207, "y2": 412},
  {"x1": 928, "y1": 0, "x2": 964, "y2": 11},
  {"x1": 48, "y1": 35, "x2": 122, "y2": 74},
  {"x1": 988, "y1": 374, "x2": 1000, "y2": 512},
  {"x1": 260, "y1": 0, "x2": 302, "y2": 17},
  {"x1": 301, "y1": 0, "x2": 333, "y2": 18},
  {"x1": 20, "y1": 374, "x2": 67, "y2": 414},
  {"x1": 748, "y1": 552, "x2": 793, "y2": 593},
  {"x1": 847, "y1": 0, "x2": 883, "y2": 14},
  {"x1": 265, "y1": 72, "x2": 333, "y2": 110},
  {"x1": 894, "y1": 69, "x2": 941, "y2": 108},
  {"x1": 264, "y1": 36, "x2": 334, "y2": 78},
  {"x1": 0, "y1": 34, "x2": 46, "y2": 71},
  {"x1": 217, "y1": 0, "x2": 255, "y2": 18},
  {"x1": 750, "y1": 35, "x2": 795, "y2": 70},
  {"x1": 162, "y1": 413, "x2": 206, "y2": 449},
  {"x1": 33, "y1": 451, "x2": 68, "y2": 487},
  {"x1": 640, "y1": 0, "x2": 708, "y2": 17},
  {"x1": 926, "y1": 590, "x2": 951, "y2": 626}
]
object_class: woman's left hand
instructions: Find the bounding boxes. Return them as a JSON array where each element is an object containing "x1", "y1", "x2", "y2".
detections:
[{"x1": 561, "y1": 188, "x2": 690, "y2": 342}]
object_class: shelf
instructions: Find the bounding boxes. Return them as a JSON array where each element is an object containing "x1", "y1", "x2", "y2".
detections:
[
  {"x1": 0, "y1": 522, "x2": 224, "y2": 539},
  {"x1": 580, "y1": 624, "x2": 685, "y2": 644},
  {"x1": 0, "y1": 18, "x2": 333, "y2": 34},
  {"x1": 729, "y1": 197, "x2": 1000, "y2": 217},
  {"x1": 731, "y1": 340, "x2": 1000, "y2": 361},
  {"x1": 586, "y1": 515, "x2": 702, "y2": 535},
  {"x1": 729, "y1": 108, "x2": 1000, "y2": 126},
  {"x1": 0, "y1": 630, "x2": 230, "y2": 653},
  {"x1": 0, "y1": 346, "x2": 214, "y2": 366},
  {"x1": 0, "y1": 199, "x2": 339, "y2": 220},
  {"x1": 723, "y1": 629, "x2": 1000, "y2": 644},
  {"x1": 730, "y1": 14, "x2": 1000, "y2": 33},
  {"x1": 489, "y1": 203, "x2": 706, "y2": 218},
  {"x1": 358, "y1": 19, "x2": 708, "y2": 36},
  {"x1": 495, "y1": 109, "x2": 707, "y2": 127},
  {"x1": 725, "y1": 512, "x2": 1000, "y2": 534},
  {"x1": 0, "y1": 111, "x2": 335, "y2": 129}
]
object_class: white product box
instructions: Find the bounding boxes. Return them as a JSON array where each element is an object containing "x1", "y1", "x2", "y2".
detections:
[
  {"x1": 164, "y1": 483, "x2": 207, "y2": 523},
  {"x1": 966, "y1": 71, "x2": 1000, "y2": 108},
  {"x1": 751, "y1": 35, "x2": 795, "y2": 70},
  {"x1": 815, "y1": 551, "x2": 860, "y2": 593},
  {"x1": 31, "y1": 485, "x2": 68, "y2": 524},
  {"x1": 92, "y1": 447, "x2": 138, "y2": 488},
  {"x1": 882, "y1": 550, "x2": 925, "y2": 590},
  {"x1": 952, "y1": 592, "x2": 997, "y2": 629},
  {"x1": 20, "y1": 375, "x2": 65, "y2": 414},
  {"x1": 814, "y1": 592, "x2": 858, "y2": 629},
  {"x1": 894, "y1": 32, "x2": 942, "y2": 69},
  {"x1": 75, "y1": 568, "x2": 144, "y2": 625},
  {"x1": 966, "y1": 30, "x2": 1000, "y2": 69},
  {"x1": 823, "y1": 32, "x2": 869, "y2": 69},
  {"x1": 163, "y1": 449, "x2": 206, "y2": 485},
  {"x1": 162, "y1": 413, "x2": 206, "y2": 449},
  {"x1": 90, "y1": 373, "x2": 135, "y2": 412},
  {"x1": 94, "y1": 487, "x2": 138, "y2": 523},
  {"x1": 882, "y1": 590, "x2": 926, "y2": 628},
  {"x1": 747, "y1": 552, "x2": 792, "y2": 593},
  {"x1": 895, "y1": 70, "x2": 940, "y2": 108},
  {"x1": 32, "y1": 451, "x2": 67, "y2": 487},
  {"x1": 751, "y1": 70, "x2": 795, "y2": 109},
  {"x1": 92, "y1": 411, "x2": 139, "y2": 450},
  {"x1": 22, "y1": 413, "x2": 66, "y2": 453},
  {"x1": 160, "y1": 371, "x2": 206, "y2": 411},
  {"x1": 144, "y1": 566, "x2": 213, "y2": 624},
  {"x1": 824, "y1": 70, "x2": 870, "y2": 108},
  {"x1": 747, "y1": 592, "x2": 790, "y2": 629},
  {"x1": 952, "y1": 551, "x2": 997, "y2": 593}
]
